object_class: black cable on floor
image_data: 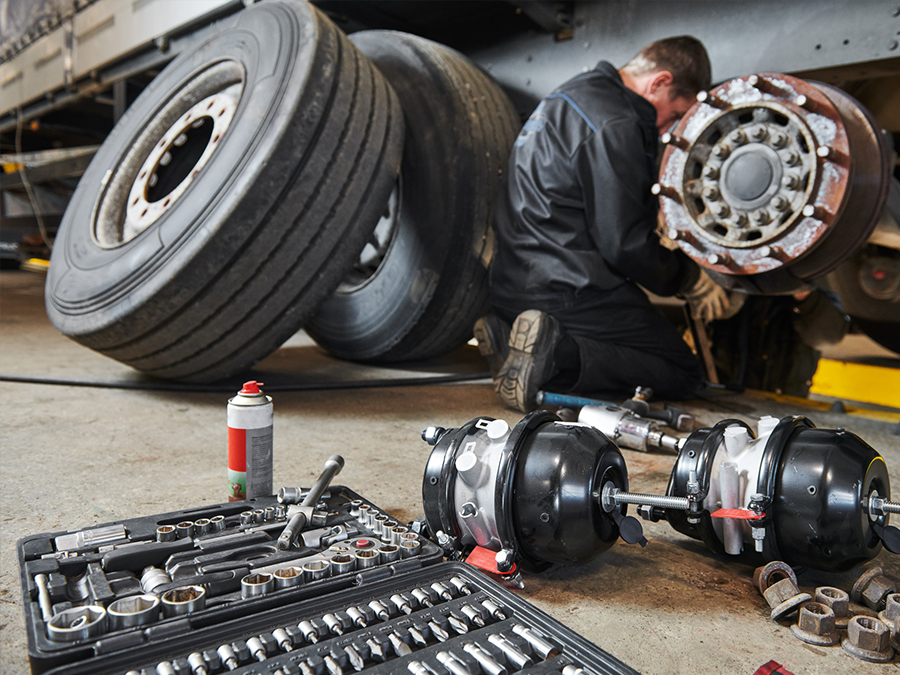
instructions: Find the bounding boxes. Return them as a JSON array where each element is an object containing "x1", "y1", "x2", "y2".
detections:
[{"x1": 0, "y1": 371, "x2": 491, "y2": 393}]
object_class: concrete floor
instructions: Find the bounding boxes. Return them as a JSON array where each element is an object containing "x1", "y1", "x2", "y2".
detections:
[{"x1": 2, "y1": 268, "x2": 900, "y2": 675}]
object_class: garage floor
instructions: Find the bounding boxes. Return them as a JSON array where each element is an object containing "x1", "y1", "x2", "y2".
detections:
[{"x1": 2, "y1": 268, "x2": 900, "y2": 675}]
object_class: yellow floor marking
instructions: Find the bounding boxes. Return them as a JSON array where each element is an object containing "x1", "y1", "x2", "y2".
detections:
[
  {"x1": 810, "y1": 359, "x2": 900, "y2": 412},
  {"x1": 743, "y1": 388, "x2": 900, "y2": 424}
]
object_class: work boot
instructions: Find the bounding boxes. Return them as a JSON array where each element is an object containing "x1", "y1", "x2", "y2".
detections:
[
  {"x1": 495, "y1": 310, "x2": 562, "y2": 412},
  {"x1": 473, "y1": 314, "x2": 511, "y2": 377}
]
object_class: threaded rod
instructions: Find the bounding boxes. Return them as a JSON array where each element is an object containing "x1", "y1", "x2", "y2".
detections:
[{"x1": 614, "y1": 492, "x2": 690, "y2": 511}]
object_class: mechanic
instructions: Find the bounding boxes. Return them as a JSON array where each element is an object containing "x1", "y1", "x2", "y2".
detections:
[{"x1": 474, "y1": 36, "x2": 732, "y2": 412}]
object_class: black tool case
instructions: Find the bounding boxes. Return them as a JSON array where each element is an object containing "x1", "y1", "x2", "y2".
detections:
[{"x1": 18, "y1": 487, "x2": 638, "y2": 675}]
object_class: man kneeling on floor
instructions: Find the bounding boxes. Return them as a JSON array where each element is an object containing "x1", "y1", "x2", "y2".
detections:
[{"x1": 475, "y1": 36, "x2": 732, "y2": 412}]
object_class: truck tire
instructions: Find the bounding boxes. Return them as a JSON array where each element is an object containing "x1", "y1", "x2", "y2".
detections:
[
  {"x1": 44, "y1": 1, "x2": 403, "y2": 382},
  {"x1": 306, "y1": 31, "x2": 520, "y2": 362}
]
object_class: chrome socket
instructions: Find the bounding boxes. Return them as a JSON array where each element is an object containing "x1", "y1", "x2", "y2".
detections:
[
  {"x1": 390, "y1": 526, "x2": 409, "y2": 545},
  {"x1": 302, "y1": 560, "x2": 331, "y2": 583},
  {"x1": 354, "y1": 549, "x2": 380, "y2": 569},
  {"x1": 156, "y1": 525, "x2": 176, "y2": 542},
  {"x1": 175, "y1": 521, "x2": 194, "y2": 539},
  {"x1": 241, "y1": 573, "x2": 274, "y2": 599},
  {"x1": 400, "y1": 539, "x2": 421, "y2": 558},
  {"x1": 209, "y1": 515, "x2": 226, "y2": 532},
  {"x1": 273, "y1": 566, "x2": 303, "y2": 590},
  {"x1": 160, "y1": 585, "x2": 206, "y2": 617},
  {"x1": 47, "y1": 606, "x2": 107, "y2": 642},
  {"x1": 107, "y1": 594, "x2": 160, "y2": 630},
  {"x1": 329, "y1": 553, "x2": 356, "y2": 576},
  {"x1": 193, "y1": 518, "x2": 211, "y2": 536},
  {"x1": 378, "y1": 544, "x2": 401, "y2": 563},
  {"x1": 380, "y1": 520, "x2": 398, "y2": 542}
]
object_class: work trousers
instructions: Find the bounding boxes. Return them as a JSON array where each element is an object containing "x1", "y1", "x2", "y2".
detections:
[{"x1": 494, "y1": 282, "x2": 703, "y2": 400}]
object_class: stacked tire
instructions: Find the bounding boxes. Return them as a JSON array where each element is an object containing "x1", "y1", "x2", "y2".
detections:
[{"x1": 45, "y1": 1, "x2": 520, "y2": 381}]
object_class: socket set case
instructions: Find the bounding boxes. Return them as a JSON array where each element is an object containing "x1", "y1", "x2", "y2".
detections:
[{"x1": 18, "y1": 488, "x2": 638, "y2": 675}]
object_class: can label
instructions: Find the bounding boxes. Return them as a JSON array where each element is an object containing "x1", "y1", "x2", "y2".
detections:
[{"x1": 227, "y1": 425, "x2": 273, "y2": 500}]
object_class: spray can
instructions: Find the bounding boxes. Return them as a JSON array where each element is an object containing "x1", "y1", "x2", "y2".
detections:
[{"x1": 227, "y1": 381, "x2": 273, "y2": 501}]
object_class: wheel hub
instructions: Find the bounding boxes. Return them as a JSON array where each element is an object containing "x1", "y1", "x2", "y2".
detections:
[
  {"x1": 657, "y1": 73, "x2": 889, "y2": 292},
  {"x1": 93, "y1": 61, "x2": 245, "y2": 250}
]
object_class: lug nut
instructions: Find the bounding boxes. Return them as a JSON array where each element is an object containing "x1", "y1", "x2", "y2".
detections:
[
  {"x1": 785, "y1": 152, "x2": 801, "y2": 167},
  {"x1": 790, "y1": 602, "x2": 839, "y2": 646},
  {"x1": 852, "y1": 566, "x2": 897, "y2": 611},
  {"x1": 703, "y1": 185, "x2": 721, "y2": 200},
  {"x1": 729, "y1": 129, "x2": 747, "y2": 145},
  {"x1": 770, "y1": 132, "x2": 787, "y2": 148},
  {"x1": 762, "y1": 577, "x2": 812, "y2": 621},
  {"x1": 842, "y1": 616, "x2": 893, "y2": 663},
  {"x1": 772, "y1": 196, "x2": 790, "y2": 212},
  {"x1": 753, "y1": 210, "x2": 771, "y2": 225},
  {"x1": 702, "y1": 164, "x2": 720, "y2": 179},
  {"x1": 815, "y1": 586, "x2": 850, "y2": 628},
  {"x1": 712, "y1": 144, "x2": 731, "y2": 160},
  {"x1": 714, "y1": 204, "x2": 731, "y2": 218},
  {"x1": 782, "y1": 174, "x2": 801, "y2": 190},
  {"x1": 758, "y1": 246, "x2": 782, "y2": 260},
  {"x1": 750, "y1": 125, "x2": 769, "y2": 142}
]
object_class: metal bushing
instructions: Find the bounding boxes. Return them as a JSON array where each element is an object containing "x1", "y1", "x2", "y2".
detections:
[
  {"x1": 160, "y1": 585, "x2": 206, "y2": 617},
  {"x1": 852, "y1": 566, "x2": 897, "y2": 611},
  {"x1": 241, "y1": 573, "x2": 274, "y2": 599},
  {"x1": 762, "y1": 578, "x2": 812, "y2": 621},
  {"x1": 107, "y1": 594, "x2": 160, "y2": 631},
  {"x1": 47, "y1": 605, "x2": 107, "y2": 642},
  {"x1": 815, "y1": 586, "x2": 850, "y2": 629},
  {"x1": 842, "y1": 616, "x2": 894, "y2": 663},
  {"x1": 754, "y1": 561, "x2": 797, "y2": 595},
  {"x1": 273, "y1": 566, "x2": 303, "y2": 590},
  {"x1": 790, "y1": 602, "x2": 839, "y2": 646}
]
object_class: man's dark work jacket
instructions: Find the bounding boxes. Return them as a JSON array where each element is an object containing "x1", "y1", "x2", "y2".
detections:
[{"x1": 490, "y1": 61, "x2": 698, "y2": 309}]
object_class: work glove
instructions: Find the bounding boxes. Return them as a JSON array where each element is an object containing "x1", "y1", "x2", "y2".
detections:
[{"x1": 682, "y1": 269, "x2": 734, "y2": 323}]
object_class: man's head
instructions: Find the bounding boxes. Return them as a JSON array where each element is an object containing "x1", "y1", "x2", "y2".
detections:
[{"x1": 619, "y1": 36, "x2": 711, "y2": 133}]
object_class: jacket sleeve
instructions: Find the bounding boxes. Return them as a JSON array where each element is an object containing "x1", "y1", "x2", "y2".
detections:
[{"x1": 576, "y1": 116, "x2": 698, "y2": 296}]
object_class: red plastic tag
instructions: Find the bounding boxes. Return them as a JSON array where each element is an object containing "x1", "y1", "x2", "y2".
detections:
[
  {"x1": 710, "y1": 508, "x2": 765, "y2": 520},
  {"x1": 753, "y1": 660, "x2": 794, "y2": 675},
  {"x1": 464, "y1": 546, "x2": 517, "y2": 575}
]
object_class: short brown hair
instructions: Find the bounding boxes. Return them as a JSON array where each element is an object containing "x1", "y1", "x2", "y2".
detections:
[{"x1": 622, "y1": 36, "x2": 712, "y2": 100}]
